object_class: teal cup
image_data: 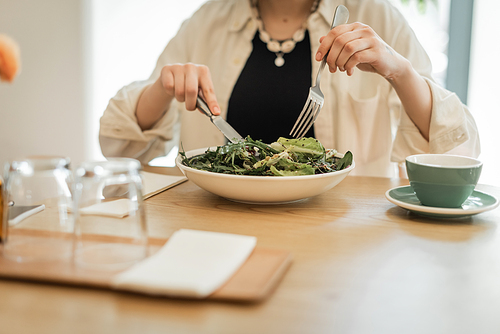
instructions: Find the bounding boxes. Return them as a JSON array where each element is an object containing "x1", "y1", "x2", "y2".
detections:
[{"x1": 405, "y1": 154, "x2": 482, "y2": 208}]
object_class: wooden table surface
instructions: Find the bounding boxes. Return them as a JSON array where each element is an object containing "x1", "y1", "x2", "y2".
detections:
[{"x1": 1, "y1": 170, "x2": 500, "y2": 334}]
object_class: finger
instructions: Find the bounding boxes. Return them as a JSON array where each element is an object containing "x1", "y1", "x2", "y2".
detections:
[
  {"x1": 172, "y1": 66, "x2": 186, "y2": 103},
  {"x1": 335, "y1": 37, "x2": 370, "y2": 72},
  {"x1": 184, "y1": 64, "x2": 199, "y2": 111},
  {"x1": 315, "y1": 23, "x2": 357, "y2": 62},
  {"x1": 328, "y1": 64, "x2": 337, "y2": 73},
  {"x1": 198, "y1": 66, "x2": 220, "y2": 115},
  {"x1": 344, "y1": 49, "x2": 376, "y2": 76},
  {"x1": 160, "y1": 67, "x2": 175, "y2": 97},
  {"x1": 327, "y1": 26, "x2": 372, "y2": 72}
]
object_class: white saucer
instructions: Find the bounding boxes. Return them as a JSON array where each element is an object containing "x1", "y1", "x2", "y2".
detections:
[{"x1": 385, "y1": 186, "x2": 499, "y2": 218}]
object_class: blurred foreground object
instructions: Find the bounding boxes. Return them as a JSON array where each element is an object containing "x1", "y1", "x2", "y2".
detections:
[{"x1": 0, "y1": 34, "x2": 21, "y2": 83}]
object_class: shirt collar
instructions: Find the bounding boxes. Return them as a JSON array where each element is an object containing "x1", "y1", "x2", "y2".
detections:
[
  {"x1": 301, "y1": 0, "x2": 346, "y2": 31},
  {"x1": 228, "y1": 0, "x2": 254, "y2": 32},
  {"x1": 316, "y1": 0, "x2": 346, "y2": 27},
  {"x1": 228, "y1": 0, "x2": 346, "y2": 33}
]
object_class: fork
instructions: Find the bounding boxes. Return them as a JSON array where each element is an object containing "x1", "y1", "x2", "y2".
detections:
[{"x1": 289, "y1": 5, "x2": 349, "y2": 139}]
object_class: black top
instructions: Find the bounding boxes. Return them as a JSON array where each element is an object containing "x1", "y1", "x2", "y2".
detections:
[{"x1": 226, "y1": 30, "x2": 315, "y2": 144}]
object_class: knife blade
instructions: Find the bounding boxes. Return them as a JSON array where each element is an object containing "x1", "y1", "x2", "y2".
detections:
[{"x1": 196, "y1": 96, "x2": 244, "y2": 143}]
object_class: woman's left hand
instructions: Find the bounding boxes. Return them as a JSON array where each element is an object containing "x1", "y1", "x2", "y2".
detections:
[
  {"x1": 316, "y1": 22, "x2": 432, "y2": 141},
  {"x1": 315, "y1": 22, "x2": 409, "y2": 80}
]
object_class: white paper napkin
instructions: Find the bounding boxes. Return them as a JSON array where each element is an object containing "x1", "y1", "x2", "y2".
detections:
[
  {"x1": 79, "y1": 198, "x2": 134, "y2": 218},
  {"x1": 77, "y1": 172, "x2": 186, "y2": 218},
  {"x1": 141, "y1": 172, "x2": 187, "y2": 200},
  {"x1": 112, "y1": 229, "x2": 257, "y2": 298},
  {"x1": 8, "y1": 204, "x2": 45, "y2": 226}
]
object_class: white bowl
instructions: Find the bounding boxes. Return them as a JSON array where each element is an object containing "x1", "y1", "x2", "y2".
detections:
[{"x1": 175, "y1": 147, "x2": 355, "y2": 204}]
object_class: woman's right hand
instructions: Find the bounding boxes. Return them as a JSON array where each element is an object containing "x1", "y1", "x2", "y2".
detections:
[
  {"x1": 136, "y1": 63, "x2": 220, "y2": 131},
  {"x1": 158, "y1": 63, "x2": 220, "y2": 114}
]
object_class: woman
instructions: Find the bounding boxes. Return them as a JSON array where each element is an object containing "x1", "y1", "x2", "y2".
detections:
[{"x1": 99, "y1": 0, "x2": 480, "y2": 177}]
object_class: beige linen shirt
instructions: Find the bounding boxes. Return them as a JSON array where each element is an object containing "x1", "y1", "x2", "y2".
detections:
[{"x1": 99, "y1": 0, "x2": 480, "y2": 177}]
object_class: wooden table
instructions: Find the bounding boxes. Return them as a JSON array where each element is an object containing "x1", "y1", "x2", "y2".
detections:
[{"x1": 1, "y1": 171, "x2": 500, "y2": 334}]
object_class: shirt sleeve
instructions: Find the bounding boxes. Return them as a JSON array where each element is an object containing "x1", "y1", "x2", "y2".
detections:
[
  {"x1": 98, "y1": 80, "x2": 181, "y2": 163},
  {"x1": 98, "y1": 15, "x2": 194, "y2": 163},
  {"x1": 387, "y1": 9, "x2": 480, "y2": 163}
]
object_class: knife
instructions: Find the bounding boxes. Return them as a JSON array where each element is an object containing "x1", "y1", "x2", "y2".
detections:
[{"x1": 197, "y1": 96, "x2": 244, "y2": 143}]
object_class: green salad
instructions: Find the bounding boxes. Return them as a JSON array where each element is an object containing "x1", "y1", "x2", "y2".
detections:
[{"x1": 180, "y1": 136, "x2": 353, "y2": 177}]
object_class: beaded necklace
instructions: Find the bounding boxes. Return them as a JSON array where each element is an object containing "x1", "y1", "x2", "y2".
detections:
[{"x1": 251, "y1": 0, "x2": 321, "y2": 67}]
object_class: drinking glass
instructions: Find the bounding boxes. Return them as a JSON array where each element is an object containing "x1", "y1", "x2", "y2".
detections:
[
  {"x1": 1, "y1": 156, "x2": 73, "y2": 262},
  {"x1": 73, "y1": 158, "x2": 147, "y2": 270}
]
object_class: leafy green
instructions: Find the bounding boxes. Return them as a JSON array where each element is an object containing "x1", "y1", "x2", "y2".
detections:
[
  {"x1": 180, "y1": 136, "x2": 353, "y2": 177},
  {"x1": 335, "y1": 151, "x2": 353, "y2": 171},
  {"x1": 270, "y1": 137, "x2": 325, "y2": 157}
]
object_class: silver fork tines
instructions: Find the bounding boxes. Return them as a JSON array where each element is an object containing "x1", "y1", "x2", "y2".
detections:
[
  {"x1": 289, "y1": 5, "x2": 349, "y2": 139},
  {"x1": 290, "y1": 86, "x2": 324, "y2": 138}
]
